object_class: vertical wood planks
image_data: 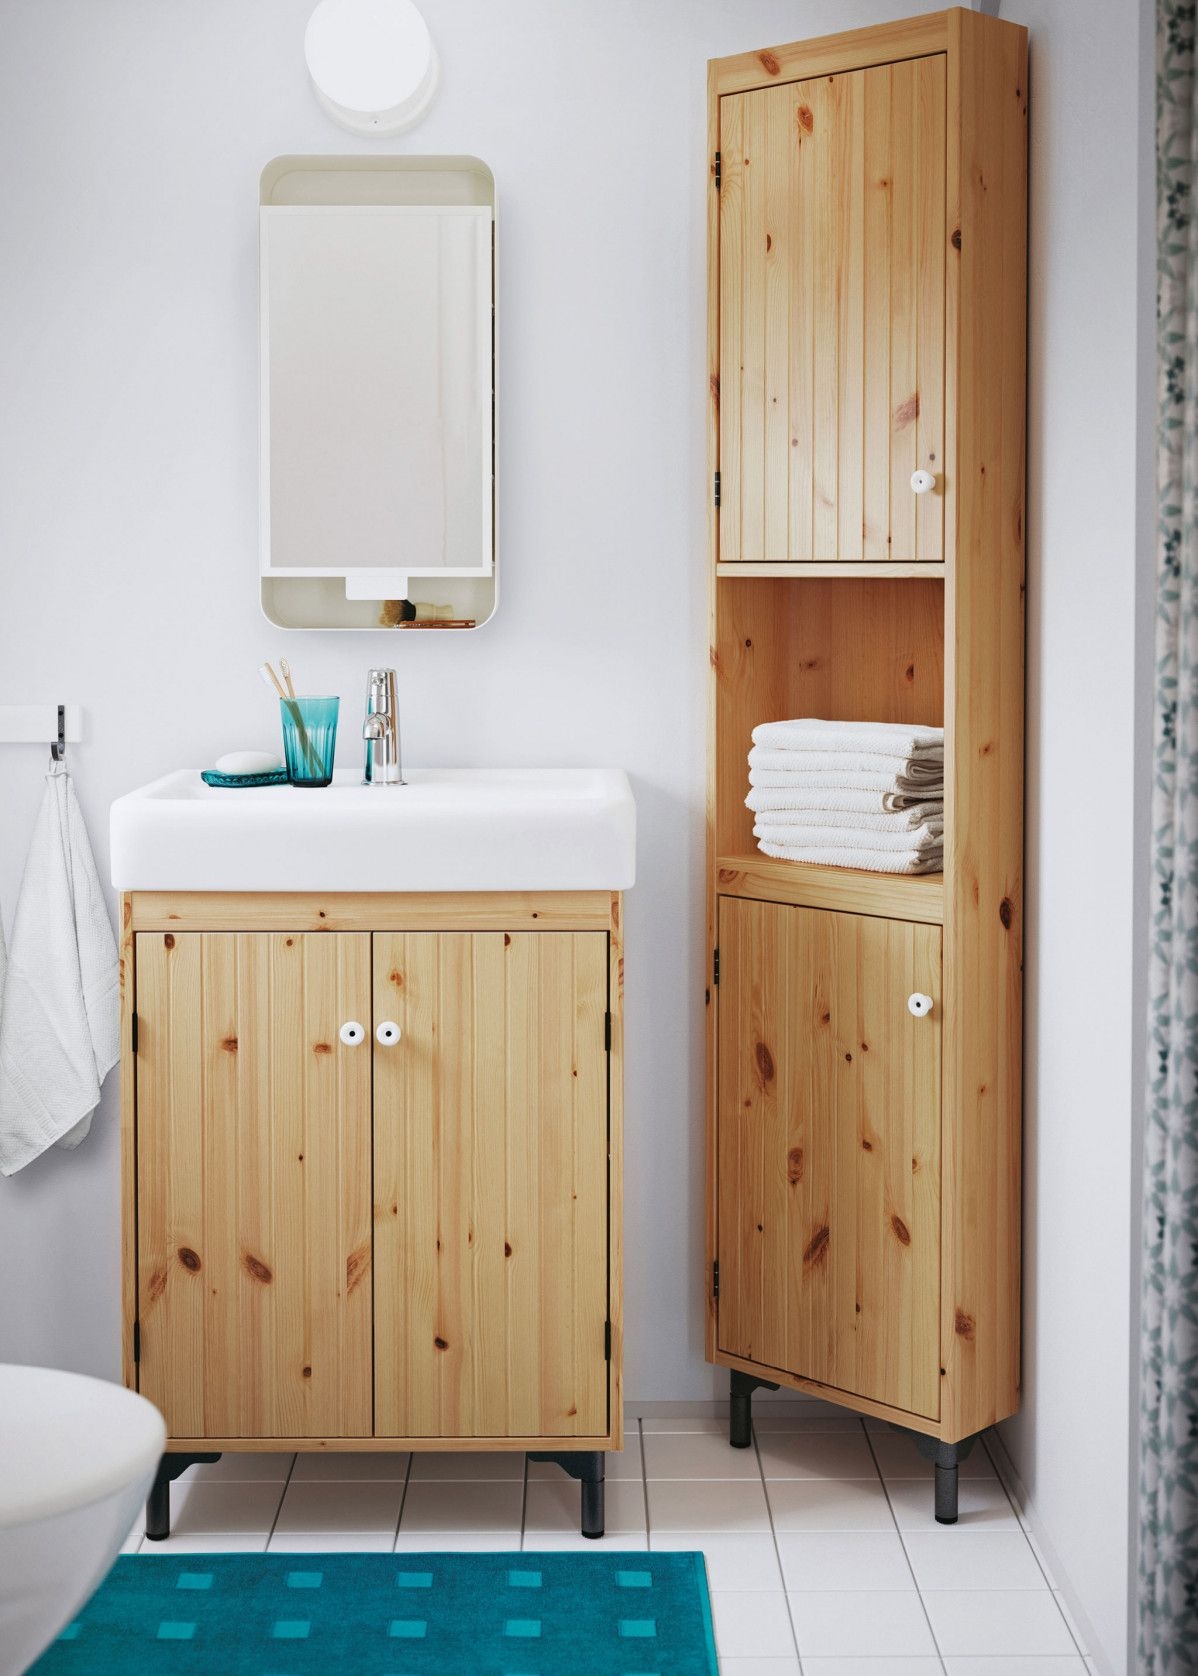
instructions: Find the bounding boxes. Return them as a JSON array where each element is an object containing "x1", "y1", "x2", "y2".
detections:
[
  {"x1": 716, "y1": 899, "x2": 942, "y2": 1418},
  {"x1": 718, "y1": 94, "x2": 746, "y2": 562},
  {"x1": 372, "y1": 932, "x2": 609, "y2": 1439},
  {"x1": 863, "y1": 65, "x2": 895, "y2": 562},
  {"x1": 707, "y1": 11, "x2": 1026, "y2": 1444},
  {"x1": 915, "y1": 54, "x2": 947, "y2": 563},
  {"x1": 135, "y1": 932, "x2": 373, "y2": 1438},
  {"x1": 717, "y1": 58, "x2": 946, "y2": 564},
  {"x1": 940, "y1": 9, "x2": 1027, "y2": 1439}
]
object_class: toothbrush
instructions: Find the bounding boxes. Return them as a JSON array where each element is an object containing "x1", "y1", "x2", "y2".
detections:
[
  {"x1": 261, "y1": 662, "x2": 321, "y2": 776},
  {"x1": 259, "y1": 662, "x2": 287, "y2": 700}
]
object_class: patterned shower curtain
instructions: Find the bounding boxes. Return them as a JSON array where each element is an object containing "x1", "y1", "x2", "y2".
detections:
[{"x1": 1141, "y1": 6, "x2": 1198, "y2": 1671}]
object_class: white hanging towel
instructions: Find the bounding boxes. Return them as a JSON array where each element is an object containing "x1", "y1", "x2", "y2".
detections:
[{"x1": 0, "y1": 762, "x2": 119, "y2": 1175}]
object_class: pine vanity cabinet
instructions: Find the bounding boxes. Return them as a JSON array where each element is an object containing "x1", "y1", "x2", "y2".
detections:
[
  {"x1": 706, "y1": 8, "x2": 1027, "y2": 1524},
  {"x1": 120, "y1": 892, "x2": 623, "y2": 1537}
]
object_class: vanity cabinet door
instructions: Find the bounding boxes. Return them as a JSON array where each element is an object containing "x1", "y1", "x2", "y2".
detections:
[
  {"x1": 135, "y1": 932, "x2": 373, "y2": 1439},
  {"x1": 373, "y1": 931, "x2": 610, "y2": 1439},
  {"x1": 717, "y1": 55, "x2": 946, "y2": 565},
  {"x1": 716, "y1": 898, "x2": 942, "y2": 1418}
]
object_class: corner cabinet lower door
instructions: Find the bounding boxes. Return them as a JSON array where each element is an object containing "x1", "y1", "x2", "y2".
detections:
[
  {"x1": 372, "y1": 932, "x2": 610, "y2": 1439},
  {"x1": 716, "y1": 898, "x2": 942, "y2": 1420},
  {"x1": 134, "y1": 931, "x2": 374, "y2": 1438}
]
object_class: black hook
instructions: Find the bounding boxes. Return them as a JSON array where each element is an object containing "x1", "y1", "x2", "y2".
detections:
[{"x1": 50, "y1": 704, "x2": 65, "y2": 764}]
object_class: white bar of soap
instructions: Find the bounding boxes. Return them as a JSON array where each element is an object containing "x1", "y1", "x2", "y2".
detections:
[{"x1": 213, "y1": 750, "x2": 285, "y2": 775}]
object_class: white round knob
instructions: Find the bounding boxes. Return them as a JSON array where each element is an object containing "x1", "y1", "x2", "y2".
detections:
[
  {"x1": 339, "y1": 1020, "x2": 366, "y2": 1046},
  {"x1": 376, "y1": 1020, "x2": 402, "y2": 1046},
  {"x1": 910, "y1": 469, "x2": 936, "y2": 495},
  {"x1": 907, "y1": 993, "x2": 934, "y2": 1018}
]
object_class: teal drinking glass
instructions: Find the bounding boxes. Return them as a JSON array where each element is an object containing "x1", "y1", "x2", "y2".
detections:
[{"x1": 280, "y1": 696, "x2": 339, "y2": 787}]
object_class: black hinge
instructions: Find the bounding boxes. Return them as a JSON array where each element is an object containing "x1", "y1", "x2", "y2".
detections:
[
  {"x1": 132, "y1": 1320, "x2": 141, "y2": 1364},
  {"x1": 714, "y1": 151, "x2": 722, "y2": 189},
  {"x1": 714, "y1": 470, "x2": 722, "y2": 508},
  {"x1": 604, "y1": 1010, "x2": 612, "y2": 1052},
  {"x1": 712, "y1": 1260, "x2": 720, "y2": 1301},
  {"x1": 131, "y1": 1011, "x2": 138, "y2": 1053},
  {"x1": 713, "y1": 947, "x2": 720, "y2": 987},
  {"x1": 604, "y1": 1319, "x2": 612, "y2": 1361}
]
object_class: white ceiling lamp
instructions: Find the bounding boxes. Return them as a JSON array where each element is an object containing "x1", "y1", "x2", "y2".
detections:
[{"x1": 304, "y1": 0, "x2": 439, "y2": 137}]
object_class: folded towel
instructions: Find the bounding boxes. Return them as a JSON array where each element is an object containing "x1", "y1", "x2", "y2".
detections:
[
  {"x1": 754, "y1": 820, "x2": 944, "y2": 853},
  {"x1": 0, "y1": 763, "x2": 120, "y2": 1176},
  {"x1": 749, "y1": 766, "x2": 944, "y2": 801},
  {"x1": 749, "y1": 747, "x2": 944, "y2": 792},
  {"x1": 755, "y1": 838, "x2": 944, "y2": 875},
  {"x1": 746, "y1": 786, "x2": 944, "y2": 827},
  {"x1": 751, "y1": 719, "x2": 944, "y2": 759}
]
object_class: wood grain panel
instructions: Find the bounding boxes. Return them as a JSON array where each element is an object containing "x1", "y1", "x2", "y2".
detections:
[
  {"x1": 711, "y1": 15, "x2": 949, "y2": 98},
  {"x1": 706, "y1": 11, "x2": 1027, "y2": 1445},
  {"x1": 718, "y1": 93, "x2": 745, "y2": 561},
  {"x1": 373, "y1": 932, "x2": 609, "y2": 1439},
  {"x1": 135, "y1": 932, "x2": 373, "y2": 1438},
  {"x1": 120, "y1": 895, "x2": 138, "y2": 1390},
  {"x1": 129, "y1": 892, "x2": 610, "y2": 934},
  {"x1": 863, "y1": 65, "x2": 895, "y2": 562},
  {"x1": 915, "y1": 55, "x2": 947, "y2": 562},
  {"x1": 716, "y1": 899, "x2": 941, "y2": 1418},
  {"x1": 716, "y1": 855, "x2": 943, "y2": 925},
  {"x1": 939, "y1": 8, "x2": 1027, "y2": 1439},
  {"x1": 607, "y1": 894, "x2": 626, "y2": 1449},
  {"x1": 713, "y1": 576, "x2": 944, "y2": 856},
  {"x1": 717, "y1": 59, "x2": 945, "y2": 565}
]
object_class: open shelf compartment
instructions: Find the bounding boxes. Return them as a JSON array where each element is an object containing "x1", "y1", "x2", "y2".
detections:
[{"x1": 712, "y1": 572, "x2": 945, "y2": 905}]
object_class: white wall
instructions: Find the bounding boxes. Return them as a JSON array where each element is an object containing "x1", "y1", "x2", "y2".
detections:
[
  {"x1": 0, "y1": 0, "x2": 922, "y2": 1397},
  {"x1": 999, "y1": 3, "x2": 1153, "y2": 1674},
  {"x1": 0, "y1": 4, "x2": 1153, "y2": 1667}
]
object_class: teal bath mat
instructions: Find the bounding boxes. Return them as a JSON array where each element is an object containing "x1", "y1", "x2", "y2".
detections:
[{"x1": 32, "y1": 1550, "x2": 717, "y2": 1675}]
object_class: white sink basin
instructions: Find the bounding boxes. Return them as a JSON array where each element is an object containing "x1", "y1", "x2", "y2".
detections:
[{"x1": 110, "y1": 768, "x2": 636, "y2": 893}]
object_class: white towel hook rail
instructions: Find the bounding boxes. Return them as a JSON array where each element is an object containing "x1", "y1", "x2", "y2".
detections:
[{"x1": 0, "y1": 705, "x2": 84, "y2": 752}]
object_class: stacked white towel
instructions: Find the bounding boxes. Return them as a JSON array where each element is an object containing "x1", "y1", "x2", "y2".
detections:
[{"x1": 746, "y1": 718, "x2": 945, "y2": 875}]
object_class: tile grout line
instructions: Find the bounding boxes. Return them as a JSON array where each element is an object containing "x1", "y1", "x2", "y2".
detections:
[
  {"x1": 861, "y1": 1425, "x2": 948, "y2": 1676},
  {"x1": 638, "y1": 1416, "x2": 652, "y2": 1548},
  {"x1": 754, "y1": 1418, "x2": 805, "y2": 1672},
  {"x1": 519, "y1": 1449, "x2": 529, "y2": 1551},
  {"x1": 263, "y1": 1452, "x2": 298, "y2": 1551},
  {"x1": 978, "y1": 1432, "x2": 1087, "y2": 1660},
  {"x1": 390, "y1": 1451, "x2": 414, "y2": 1551}
]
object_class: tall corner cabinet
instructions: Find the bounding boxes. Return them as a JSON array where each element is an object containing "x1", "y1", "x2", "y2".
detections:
[{"x1": 704, "y1": 8, "x2": 1027, "y2": 1519}]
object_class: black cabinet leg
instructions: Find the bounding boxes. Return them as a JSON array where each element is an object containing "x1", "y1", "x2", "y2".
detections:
[
  {"x1": 580, "y1": 1465, "x2": 605, "y2": 1540},
  {"x1": 526, "y1": 1450, "x2": 605, "y2": 1539},
  {"x1": 911, "y1": 1432, "x2": 978, "y2": 1526},
  {"x1": 729, "y1": 1370, "x2": 779, "y2": 1448},
  {"x1": 145, "y1": 1463, "x2": 171, "y2": 1541},
  {"x1": 144, "y1": 1452, "x2": 222, "y2": 1541},
  {"x1": 934, "y1": 1457, "x2": 959, "y2": 1526}
]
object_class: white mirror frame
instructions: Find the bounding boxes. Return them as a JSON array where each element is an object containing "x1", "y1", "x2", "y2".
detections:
[{"x1": 258, "y1": 156, "x2": 497, "y2": 633}]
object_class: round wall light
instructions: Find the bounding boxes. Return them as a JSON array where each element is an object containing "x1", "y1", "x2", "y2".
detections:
[{"x1": 304, "y1": 0, "x2": 439, "y2": 137}]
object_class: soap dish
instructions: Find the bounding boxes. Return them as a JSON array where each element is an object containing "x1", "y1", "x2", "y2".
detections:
[{"x1": 201, "y1": 768, "x2": 289, "y2": 789}]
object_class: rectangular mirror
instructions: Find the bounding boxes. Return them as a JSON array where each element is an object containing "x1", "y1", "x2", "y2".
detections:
[{"x1": 259, "y1": 157, "x2": 496, "y2": 632}]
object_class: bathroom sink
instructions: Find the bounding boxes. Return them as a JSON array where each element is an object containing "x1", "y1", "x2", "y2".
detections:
[{"x1": 110, "y1": 768, "x2": 636, "y2": 893}]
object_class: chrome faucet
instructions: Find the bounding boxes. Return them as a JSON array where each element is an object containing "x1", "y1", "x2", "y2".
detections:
[{"x1": 362, "y1": 668, "x2": 403, "y2": 785}]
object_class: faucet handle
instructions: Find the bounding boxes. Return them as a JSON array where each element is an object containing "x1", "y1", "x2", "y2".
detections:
[{"x1": 366, "y1": 667, "x2": 398, "y2": 715}]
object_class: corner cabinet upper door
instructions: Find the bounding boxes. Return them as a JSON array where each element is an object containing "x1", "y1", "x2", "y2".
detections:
[
  {"x1": 717, "y1": 56, "x2": 947, "y2": 565},
  {"x1": 134, "y1": 932, "x2": 374, "y2": 1439},
  {"x1": 716, "y1": 899, "x2": 942, "y2": 1419},
  {"x1": 373, "y1": 932, "x2": 609, "y2": 1439}
]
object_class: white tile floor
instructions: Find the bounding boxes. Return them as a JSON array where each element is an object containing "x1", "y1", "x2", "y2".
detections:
[{"x1": 124, "y1": 1410, "x2": 1096, "y2": 1675}]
